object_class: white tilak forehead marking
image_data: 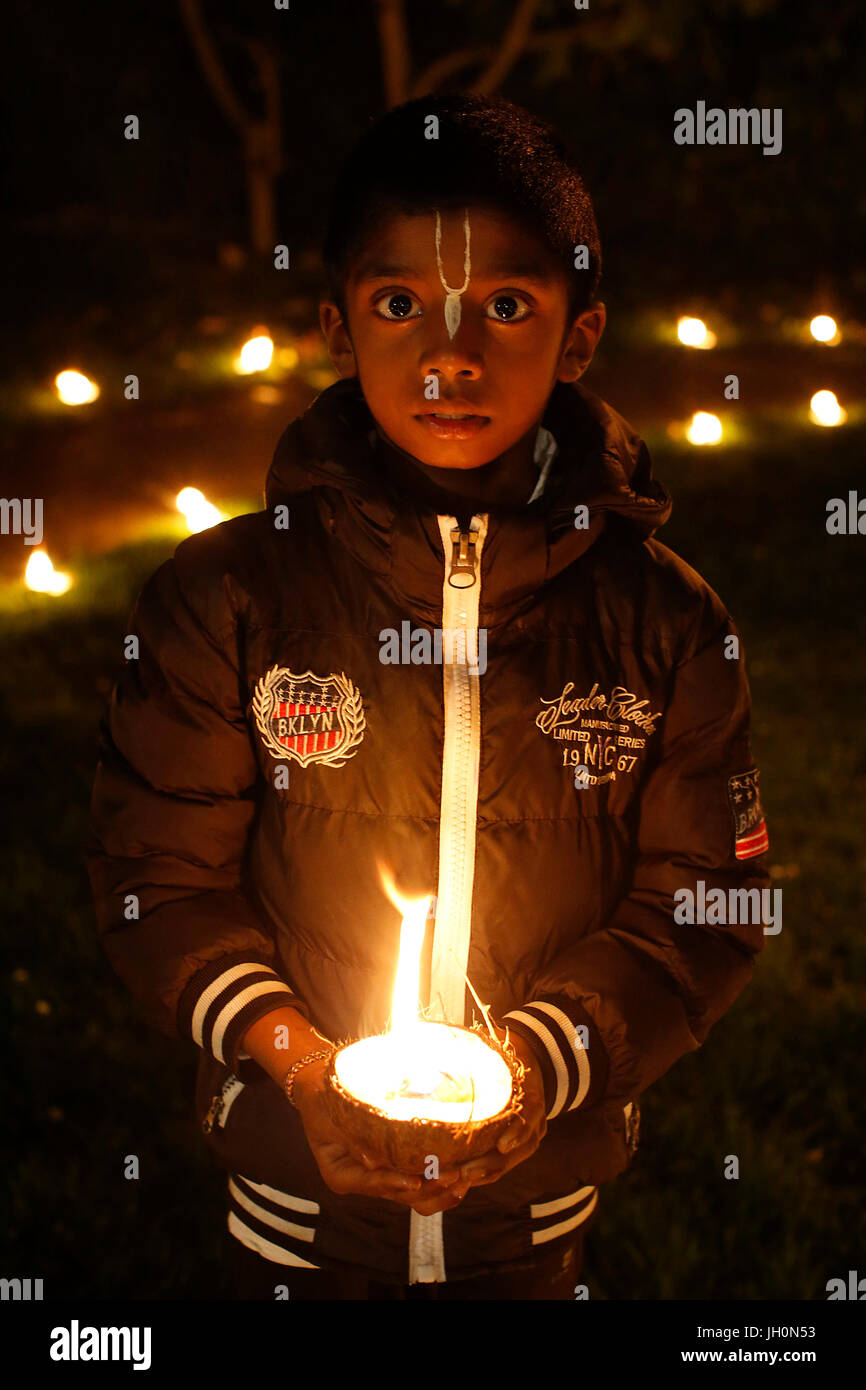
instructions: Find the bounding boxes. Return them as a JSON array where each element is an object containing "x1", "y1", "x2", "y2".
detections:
[{"x1": 434, "y1": 209, "x2": 471, "y2": 340}]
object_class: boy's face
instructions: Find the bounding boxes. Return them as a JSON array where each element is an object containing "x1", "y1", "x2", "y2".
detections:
[{"x1": 319, "y1": 207, "x2": 605, "y2": 470}]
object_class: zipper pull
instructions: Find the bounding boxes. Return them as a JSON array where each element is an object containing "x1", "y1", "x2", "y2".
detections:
[
  {"x1": 448, "y1": 525, "x2": 479, "y2": 589},
  {"x1": 202, "y1": 1093, "x2": 225, "y2": 1135}
]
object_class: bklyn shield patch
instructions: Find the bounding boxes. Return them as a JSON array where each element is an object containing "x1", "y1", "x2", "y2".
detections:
[
  {"x1": 727, "y1": 767, "x2": 769, "y2": 859},
  {"x1": 252, "y1": 666, "x2": 366, "y2": 768}
]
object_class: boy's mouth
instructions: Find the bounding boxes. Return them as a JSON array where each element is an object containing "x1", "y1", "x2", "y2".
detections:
[{"x1": 415, "y1": 411, "x2": 491, "y2": 440}]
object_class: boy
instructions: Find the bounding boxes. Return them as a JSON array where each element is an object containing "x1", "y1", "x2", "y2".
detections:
[{"x1": 87, "y1": 93, "x2": 770, "y2": 1301}]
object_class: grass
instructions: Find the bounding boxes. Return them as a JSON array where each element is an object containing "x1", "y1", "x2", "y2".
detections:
[
  {"x1": 590, "y1": 417, "x2": 866, "y2": 1300},
  {"x1": 1, "y1": 538, "x2": 236, "y2": 1299},
  {"x1": 2, "y1": 418, "x2": 865, "y2": 1299}
]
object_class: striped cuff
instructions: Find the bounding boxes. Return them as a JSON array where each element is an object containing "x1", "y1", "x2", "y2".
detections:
[
  {"x1": 503, "y1": 996, "x2": 609, "y2": 1120},
  {"x1": 177, "y1": 954, "x2": 308, "y2": 1071}
]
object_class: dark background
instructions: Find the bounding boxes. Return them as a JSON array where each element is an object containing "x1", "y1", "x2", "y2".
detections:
[
  {"x1": 5, "y1": 0, "x2": 866, "y2": 383},
  {"x1": 2, "y1": 0, "x2": 865, "y2": 1301}
]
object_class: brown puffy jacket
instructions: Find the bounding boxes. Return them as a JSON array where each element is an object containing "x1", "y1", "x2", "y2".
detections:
[{"x1": 87, "y1": 377, "x2": 770, "y2": 1284}]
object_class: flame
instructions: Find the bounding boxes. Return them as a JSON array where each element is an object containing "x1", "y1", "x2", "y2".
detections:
[
  {"x1": 55, "y1": 369, "x2": 99, "y2": 405},
  {"x1": 334, "y1": 1023, "x2": 511, "y2": 1122},
  {"x1": 24, "y1": 550, "x2": 72, "y2": 595},
  {"x1": 235, "y1": 332, "x2": 274, "y2": 374},
  {"x1": 809, "y1": 389, "x2": 845, "y2": 427},
  {"x1": 677, "y1": 316, "x2": 717, "y2": 349},
  {"x1": 686, "y1": 411, "x2": 723, "y2": 445},
  {"x1": 378, "y1": 864, "x2": 433, "y2": 1035},
  {"x1": 175, "y1": 486, "x2": 223, "y2": 533},
  {"x1": 332, "y1": 865, "x2": 512, "y2": 1121},
  {"x1": 810, "y1": 315, "x2": 839, "y2": 344}
]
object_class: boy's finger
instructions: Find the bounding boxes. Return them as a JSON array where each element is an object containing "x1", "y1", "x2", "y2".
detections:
[
  {"x1": 463, "y1": 1126, "x2": 542, "y2": 1182},
  {"x1": 496, "y1": 1121, "x2": 526, "y2": 1152},
  {"x1": 423, "y1": 1164, "x2": 462, "y2": 1185},
  {"x1": 407, "y1": 1183, "x2": 470, "y2": 1215},
  {"x1": 322, "y1": 1146, "x2": 421, "y2": 1192},
  {"x1": 355, "y1": 1160, "x2": 420, "y2": 1191},
  {"x1": 460, "y1": 1154, "x2": 507, "y2": 1182},
  {"x1": 359, "y1": 1171, "x2": 422, "y2": 1198}
]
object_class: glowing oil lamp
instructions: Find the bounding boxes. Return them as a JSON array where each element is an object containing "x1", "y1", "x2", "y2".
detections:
[{"x1": 324, "y1": 873, "x2": 522, "y2": 1172}]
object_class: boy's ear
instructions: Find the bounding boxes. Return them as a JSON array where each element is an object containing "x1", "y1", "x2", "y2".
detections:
[
  {"x1": 319, "y1": 301, "x2": 358, "y2": 378},
  {"x1": 556, "y1": 302, "x2": 606, "y2": 383}
]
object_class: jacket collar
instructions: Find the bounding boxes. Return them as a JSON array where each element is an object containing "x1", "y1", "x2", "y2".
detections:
[{"x1": 264, "y1": 377, "x2": 672, "y2": 626}]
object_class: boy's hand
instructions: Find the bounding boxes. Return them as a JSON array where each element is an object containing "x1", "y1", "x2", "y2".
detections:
[
  {"x1": 291, "y1": 1056, "x2": 471, "y2": 1214},
  {"x1": 399, "y1": 1023, "x2": 549, "y2": 1209},
  {"x1": 453, "y1": 1024, "x2": 548, "y2": 1190},
  {"x1": 291, "y1": 1024, "x2": 548, "y2": 1214}
]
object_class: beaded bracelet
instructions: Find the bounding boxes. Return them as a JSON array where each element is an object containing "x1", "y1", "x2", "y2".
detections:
[{"x1": 283, "y1": 1048, "x2": 335, "y2": 1109}]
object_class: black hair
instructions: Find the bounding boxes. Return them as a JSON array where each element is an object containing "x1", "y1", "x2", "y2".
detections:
[{"x1": 322, "y1": 92, "x2": 602, "y2": 325}]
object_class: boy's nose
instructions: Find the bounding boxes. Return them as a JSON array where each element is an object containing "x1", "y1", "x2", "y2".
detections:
[{"x1": 419, "y1": 344, "x2": 483, "y2": 386}]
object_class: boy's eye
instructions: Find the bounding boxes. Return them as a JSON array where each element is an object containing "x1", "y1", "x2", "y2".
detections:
[
  {"x1": 374, "y1": 291, "x2": 422, "y2": 320},
  {"x1": 486, "y1": 294, "x2": 531, "y2": 322}
]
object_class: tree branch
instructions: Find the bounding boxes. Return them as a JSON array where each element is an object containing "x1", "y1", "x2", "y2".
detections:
[
  {"x1": 177, "y1": 0, "x2": 250, "y2": 131},
  {"x1": 238, "y1": 34, "x2": 284, "y2": 172},
  {"x1": 473, "y1": 0, "x2": 544, "y2": 95},
  {"x1": 411, "y1": 21, "x2": 591, "y2": 99},
  {"x1": 374, "y1": 0, "x2": 411, "y2": 108}
]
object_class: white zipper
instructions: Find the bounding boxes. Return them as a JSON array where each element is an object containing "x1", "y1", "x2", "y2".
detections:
[{"x1": 408, "y1": 512, "x2": 487, "y2": 1284}]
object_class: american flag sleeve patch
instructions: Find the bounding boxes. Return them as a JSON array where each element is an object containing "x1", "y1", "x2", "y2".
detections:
[{"x1": 727, "y1": 767, "x2": 769, "y2": 860}]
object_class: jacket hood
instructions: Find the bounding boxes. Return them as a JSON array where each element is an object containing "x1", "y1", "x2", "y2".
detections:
[{"x1": 264, "y1": 376, "x2": 672, "y2": 625}]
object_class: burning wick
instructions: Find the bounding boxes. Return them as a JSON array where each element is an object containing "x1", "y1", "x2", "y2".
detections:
[
  {"x1": 384, "y1": 892, "x2": 461, "y2": 1102},
  {"x1": 434, "y1": 209, "x2": 471, "y2": 340},
  {"x1": 330, "y1": 872, "x2": 513, "y2": 1122}
]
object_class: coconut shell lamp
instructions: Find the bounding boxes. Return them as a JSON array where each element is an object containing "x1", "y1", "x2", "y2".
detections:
[{"x1": 324, "y1": 885, "x2": 524, "y2": 1174}]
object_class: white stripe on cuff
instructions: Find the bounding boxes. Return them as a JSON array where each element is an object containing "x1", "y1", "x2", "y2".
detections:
[
  {"x1": 525, "y1": 1001, "x2": 591, "y2": 1111},
  {"x1": 530, "y1": 1186, "x2": 596, "y2": 1219},
  {"x1": 228, "y1": 1178, "x2": 316, "y2": 1243},
  {"x1": 504, "y1": 1009, "x2": 570, "y2": 1118},
  {"x1": 238, "y1": 1175, "x2": 320, "y2": 1216},
  {"x1": 211, "y1": 981, "x2": 296, "y2": 1063},
  {"x1": 191, "y1": 962, "x2": 280, "y2": 1047},
  {"x1": 227, "y1": 1213, "x2": 321, "y2": 1269},
  {"x1": 531, "y1": 1190, "x2": 599, "y2": 1244}
]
